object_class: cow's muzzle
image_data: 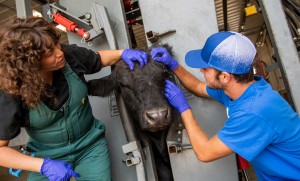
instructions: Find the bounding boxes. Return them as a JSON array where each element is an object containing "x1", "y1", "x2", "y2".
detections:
[{"x1": 143, "y1": 107, "x2": 172, "y2": 132}]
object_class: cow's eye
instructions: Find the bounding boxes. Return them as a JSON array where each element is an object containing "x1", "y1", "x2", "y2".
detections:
[{"x1": 163, "y1": 71, "x2": 172, "y2": 80}]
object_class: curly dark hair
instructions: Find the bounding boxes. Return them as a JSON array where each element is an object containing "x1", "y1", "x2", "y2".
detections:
[{"x1": 0, "y1": 17, "x2": 61, "y2": 108}]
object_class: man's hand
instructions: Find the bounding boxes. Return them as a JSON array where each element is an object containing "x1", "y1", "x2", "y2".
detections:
[
  {"x1": 150, "y1": 47, "x2": 178, "y2": 70},
  {"x1": 40, "y1": 158, "x2": 80, "y2": 181},
  {"x1": 164, "y1": 80, "x2": 190, "y2": 114},
  {"x1": 121, "y1": 49, "x2": 148, "y2": 70}
]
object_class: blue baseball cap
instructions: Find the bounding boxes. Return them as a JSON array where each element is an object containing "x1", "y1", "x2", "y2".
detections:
[{"x1": 185, "y1": 31, "x2": 256, "y2": 74}]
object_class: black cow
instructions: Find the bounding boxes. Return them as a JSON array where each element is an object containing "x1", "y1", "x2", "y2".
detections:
[{"x1": 88, "y1": 46, "x2": 176, "y2": 181}]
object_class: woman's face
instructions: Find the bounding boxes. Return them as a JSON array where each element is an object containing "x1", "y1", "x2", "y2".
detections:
[{"x1": 39, "y1": 44, "x2": 65, "y2": 72}]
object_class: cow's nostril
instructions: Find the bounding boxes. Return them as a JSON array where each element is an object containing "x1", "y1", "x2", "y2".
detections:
[{"x1": 145, "y1": 108, "x2": 168, "y2": 124}]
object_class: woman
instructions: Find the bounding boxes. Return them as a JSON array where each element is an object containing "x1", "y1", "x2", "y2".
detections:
[{"x1": 0, "y1": 16, "x2": 148, "y2": 181}]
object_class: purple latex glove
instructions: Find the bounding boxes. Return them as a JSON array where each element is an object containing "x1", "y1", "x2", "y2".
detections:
[
  {"x1": 40, "y1": 158, "x2": 80, "y2": 181},
  {"x1": 121, "y1": 49, "x2": 148, "y2": 70},
  {"x1": 165, "y1": 80, "x2": 190, "y2": 114},
  {"x1": 150, "y1": 47, "x2": 179, "y2": 70}
]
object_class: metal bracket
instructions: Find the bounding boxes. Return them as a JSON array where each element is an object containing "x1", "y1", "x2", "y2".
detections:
[
  {"x1": 146, "y1": 29, "x2": 176, "y2": 44},
  {"x1": 46, "y1": 2, "x2": 118, "y2": 48},
  {"x1": 122, "y1": 141, "x2": 143, "y2": 167},
  {"x1": 168, "y1": 143, "x2": 192, "y2": 154},
  {"x1": 124, "y1": 156, "x2": 141, "y2": 167},
  {"x1": 122, "y1": 141, "x2": 147, "y2": 181},
  {"x1": 90, "y1": 2, "x2": 118, "y2": 49},
  {"x1": 265, "y1": 62, "x2": 279, "y2": 73},
  {"x1": 49, "y1": 2, "x2": 91, "y2": 27}
]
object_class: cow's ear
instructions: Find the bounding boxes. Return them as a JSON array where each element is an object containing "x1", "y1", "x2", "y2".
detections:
[
  {"x1": 87, "y1": 73, "x2": 117, "y2": 97},
  {"x1": 162, "y1": 44, "x2": 173, "y2": 56}
]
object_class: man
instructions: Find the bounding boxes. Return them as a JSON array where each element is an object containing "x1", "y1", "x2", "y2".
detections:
[{"x1": 150, "y1": 31, "x2": 300, "y2": 180}]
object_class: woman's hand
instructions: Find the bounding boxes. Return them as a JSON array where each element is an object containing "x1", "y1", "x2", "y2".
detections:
[
  {"x1": 40, "y1": 158, "x2": 80, "y2": 181},
  {"x1": 121, "y1": 49, "x2": 148, "y2": 70}
]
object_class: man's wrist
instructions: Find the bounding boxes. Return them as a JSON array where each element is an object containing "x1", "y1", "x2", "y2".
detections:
[
  {"x1": 169, "y1": 60, "x2": 179, "y2": 70},
  {"x1": 179, "y1": 105, "x2": 191, "y2": 114}
]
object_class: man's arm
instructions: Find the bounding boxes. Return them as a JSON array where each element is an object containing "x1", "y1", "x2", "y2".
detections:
[
  {"x1": 173, "y1": 65, "x2": 209, "y2": 98},
  {"x1": 181, "y1": 110, "x2": 233, "y2": 162},
  {"x1": 164, "y1": 81, "x2": 233, "y2": 162}
]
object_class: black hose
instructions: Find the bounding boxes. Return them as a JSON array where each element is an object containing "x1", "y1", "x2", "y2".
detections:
[
  {"x1": 287, "y1": 18, "x2": 300, "y2": 50},
  {"x1": 290, "y1": 0, "x2": 300, "y2": 7},
  {"x1": 285, "y1": 0, "x2": 300, "y2": 16},
  {"x1": 284, "y1": 6, "x2": 300, "y2": 29},
  {"x1": 287, "y1": 18, "x2": 298, "y2": 38}
]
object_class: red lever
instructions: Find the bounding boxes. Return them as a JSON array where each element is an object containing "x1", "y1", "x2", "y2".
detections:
[
  {"x1": 236, "y1": 155, "x2": 249, "y2": 170},
  {"x1": 52, "y1": 13, "x2": 90, "y2": 40}
]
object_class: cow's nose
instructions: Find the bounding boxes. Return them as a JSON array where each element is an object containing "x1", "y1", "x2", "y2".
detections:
[{"x1": 145, "y1": 108, "x2": 169, "y2": 125}]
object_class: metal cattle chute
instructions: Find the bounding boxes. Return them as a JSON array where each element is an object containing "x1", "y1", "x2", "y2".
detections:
[{"x1": 43, "y1": 0, "x2": 238, "y2": 180}]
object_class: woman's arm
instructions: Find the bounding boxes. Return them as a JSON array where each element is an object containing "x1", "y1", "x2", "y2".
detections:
[
  {"x1": 97, "y1": 49, "x2": 148, "y2": 70},
  {"x1": 0, "y1": 140, "x2": 43, "y2": 172},
  {"x1": 96, "y1": 49, "x2": 123, "y2": 67}
]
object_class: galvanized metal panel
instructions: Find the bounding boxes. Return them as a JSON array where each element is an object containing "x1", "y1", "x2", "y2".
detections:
[{"x1": 138, "y1": 0, "x2": 239, "y2": 180}]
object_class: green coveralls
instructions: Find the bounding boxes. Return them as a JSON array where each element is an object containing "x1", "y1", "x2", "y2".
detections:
[{"x1": 25, "y1": 64, "x2": 111, "y2": 181}]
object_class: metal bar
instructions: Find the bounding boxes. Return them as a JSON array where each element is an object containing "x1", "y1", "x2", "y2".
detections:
[
  {"x1": 242, "y1": 170, "x2": 249, "y2": 181},
  {"x1": 91, "y1": 2, "x2": 118, "y2": 49},
  {"x1": 258, "y1": 0, "x2": 300, "y2": 114},
  {"x1": 115, "y1": 91, "x2": 138, "y2": 142},
  {"x1": 15, "y1": 0, "x2": 32, "y2": 18}
]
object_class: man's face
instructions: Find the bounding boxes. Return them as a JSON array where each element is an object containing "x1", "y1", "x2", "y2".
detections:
[
  {"x1": 39, "y1": 44, "x2": 65, "y2": 72},
  {"x1": 200, "y1": 68, "x2": 225, "y2": 90}
]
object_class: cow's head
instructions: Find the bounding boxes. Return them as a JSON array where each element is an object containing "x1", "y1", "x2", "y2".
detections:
[{"x1": 88, "y1": 46, "x2": 174, "y2": 132}]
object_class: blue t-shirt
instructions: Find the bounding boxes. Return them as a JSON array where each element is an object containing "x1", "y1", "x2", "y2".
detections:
[{"x1": 207, "y1": 76, "x2": 300, "y2": 180}]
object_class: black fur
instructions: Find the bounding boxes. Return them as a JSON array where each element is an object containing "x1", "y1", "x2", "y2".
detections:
[{"x1": 88, "y1": 45, "x2": 175, "y2": 181}]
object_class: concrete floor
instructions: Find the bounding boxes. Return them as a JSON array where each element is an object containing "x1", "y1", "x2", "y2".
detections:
[
  {"x1": 0, "y1": 167, "x2": 28, "y2": 181},
  {"x1": 0, "y1": 165, "x2": 258, "y2": 181},
  {"x1": 0, "y1": 147, "x2": 257, "y2": 181}
]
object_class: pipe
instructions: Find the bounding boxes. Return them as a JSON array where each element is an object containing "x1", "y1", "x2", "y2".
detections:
[
  {"x1": 287, "y1": 18, "x2": 298, "y2": 39},
  {"x1": 286, "y1": 0, "x2": 300, "y2": 15},
  {"x1": 284, "y1": 7, "x2": 300, "y2": 29},
  {"x1": 290, "y1": 0, "x2": 300, "y2": 7},
  {"x1": 222, "y1": 0, "x2": 228, "y2": 31}
]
